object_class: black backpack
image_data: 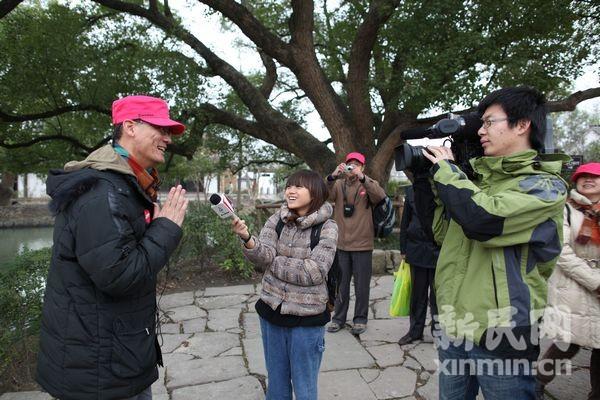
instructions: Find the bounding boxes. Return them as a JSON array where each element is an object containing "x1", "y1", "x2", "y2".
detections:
[
  {"x1": 369, "y1": 195, "x2": 396, "y2": 238},
  {"x1": 275, "y1": 219, "x2": 340, "y2": 312}
]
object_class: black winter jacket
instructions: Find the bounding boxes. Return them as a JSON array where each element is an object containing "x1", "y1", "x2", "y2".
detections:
[
  {"x1": 399, "y1": 185, "x2": 440, "y2": 268},
  {"x1": 36, "y1": 155, "x2": 182, "y2": 400}
]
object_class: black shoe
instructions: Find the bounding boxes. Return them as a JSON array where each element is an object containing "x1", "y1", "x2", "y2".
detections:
[
  {"x1": 327, "y1": 321, "x2": 343, "y2": 333},
  {"x1": 350, "y1": 323, "x2": 367, "y2": 335},
  {"x1": 397, "y1": 333, "x2": 422, "y2": 346}
]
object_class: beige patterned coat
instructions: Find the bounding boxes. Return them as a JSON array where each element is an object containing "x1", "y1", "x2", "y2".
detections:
[
  {"x1": 542, "y1": 190, "x2": 600, "y2": 348},
  {"x1": 243, "y1": 203, "x2": 338, "y2": 316}
]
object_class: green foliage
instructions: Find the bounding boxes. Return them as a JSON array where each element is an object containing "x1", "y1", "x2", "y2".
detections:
[
  {"x1": 1, "y1": 0, "x2": 599, "y2": 184},
  {"x1": 386, "y1": 179, "x2": 410, "y2": 197},
  {"x1": 177, "y1": 202, "x2": 257, "y2": 278},
  {"x1": 0, "y1": 2, "x2": 205, "y2": 173},
  {"x1": 553, "y1": 107, "x2": 600, "y2": 163},
  {"x1": 0, "y1": 247, "x2": 51, "y2": 373},
  {"x1": 310, "y1": 0, "x2": 594, "y2": 114},
  {"x1": 374, "y1": 234, "x2": 400, "y2": 251}
]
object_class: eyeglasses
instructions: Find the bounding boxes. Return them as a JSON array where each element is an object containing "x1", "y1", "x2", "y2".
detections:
[
  {"x1": 134, "y1": 120, "x2": 172, "y2": 136},
  {"x1": 480, "y1": 117, "x2": 509, "y2": 129}
]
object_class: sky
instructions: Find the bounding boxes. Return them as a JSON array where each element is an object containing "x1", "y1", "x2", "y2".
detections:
[{"x1": 170, "y1": 1, "x2": 599, "y2": 145}]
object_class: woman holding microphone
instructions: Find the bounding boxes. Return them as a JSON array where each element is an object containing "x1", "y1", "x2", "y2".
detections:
[{"x1": 231, "y1": 170, "x2": 338, "y2": 400}]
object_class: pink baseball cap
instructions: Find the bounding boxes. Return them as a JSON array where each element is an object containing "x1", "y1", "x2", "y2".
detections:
[
  {"x1": 345, "y1": 152, "x2": 366, "y2": 165},
  {"x1": 112, "y1": 95, "x2": 185, "y2": 135},
  {"x1": 571, "y1": 162, "x2": 600, "y2": 182}
]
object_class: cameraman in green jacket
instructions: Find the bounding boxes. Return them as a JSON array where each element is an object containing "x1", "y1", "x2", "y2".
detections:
[{"x1": 417, "y1": 86, "x2": 569, "y2": 399}]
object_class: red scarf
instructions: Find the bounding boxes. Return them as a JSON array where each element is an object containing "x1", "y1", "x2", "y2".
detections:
[
  {"x1": 568, "y1": 198, "x2": 600, "y2": 246},
  {"x1": 126, "y1": 156, "x2": 160, "y2": 202}
]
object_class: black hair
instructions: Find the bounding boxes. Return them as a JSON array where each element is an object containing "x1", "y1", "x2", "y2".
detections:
[
  {"x1": 285, "y1": 170, "x2": 328, "y2": 216},
  {"x1": 112, "y1": 123, "x2": 123, "y2": 145},
  {"x1": 477, "y1": 86, "x2": 546, "y2": 151}
]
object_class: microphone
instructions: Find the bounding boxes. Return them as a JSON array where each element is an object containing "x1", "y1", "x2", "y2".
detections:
[{"x1": 209, "y1": 193, "x2": 238, "y2": 219}]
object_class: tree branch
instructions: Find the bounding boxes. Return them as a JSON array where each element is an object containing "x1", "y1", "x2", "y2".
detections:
[
  {"x1": 198, "y1": 0, "x2": 293, "y2": 66},
  {"x1": 547, "y1": 87, "x2": 600, "y2": 112},
  {"x1": 163, "y1": 0, "x2": 173, "y2": 19},
  {"x1": 0, "y1": 135, "x2": 94, "y2": 152},
  {"x1": 0, "y1": 0, "x2": 24, "y2": 19},
  {"x1": 347, "y1": 0, "x2": 399, "y2": 147},
  {"x1": 231, "y1": 159, "x2": 303, "y2": 174},
  {"x1": 0, "y1": 104, "x2": 110, "y2": 122},
  {"x1": 259, "y1": 50, "x2": 277, "y2": 99},
  {"x1": 92, "y1": 1, "x2": 282, "y2": 129},
  {"x1": 289, "y1": 0, "x2": 315, "y2": 50}
]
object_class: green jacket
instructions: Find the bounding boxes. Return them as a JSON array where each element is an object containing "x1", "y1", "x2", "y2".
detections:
[{"x1": 430, "y1": 150, "x2": 568, "y2": 345}]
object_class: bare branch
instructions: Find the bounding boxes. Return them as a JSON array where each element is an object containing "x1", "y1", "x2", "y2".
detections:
[
  {"x1": 0, "y1": 0, "x2": 25, "y2": 19},
  {"x1": 0, "y1": 104, "x2": 110, "y2": 123}
]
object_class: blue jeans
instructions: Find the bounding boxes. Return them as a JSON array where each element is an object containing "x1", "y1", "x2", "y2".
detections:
[
  {"x1": 259, "y1": 317, "x2": 326, "y2": 400},
  {"x1": 437, "y1": 338, "x2": 536, "y2": 400}
]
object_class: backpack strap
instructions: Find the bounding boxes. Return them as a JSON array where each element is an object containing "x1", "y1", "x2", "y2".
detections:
[
  {"x1": 310, "y1": 222, "x2": 325, "y2": 250},
  {"x1": 565, "y1": 203, "x2": 571, "y2": 226},
  {"x1": 275, "y1": 218, "x2": 324, "y2": 251},
  {"x1": 275, "y1": 218, "x2": 285, "y2": 238}
]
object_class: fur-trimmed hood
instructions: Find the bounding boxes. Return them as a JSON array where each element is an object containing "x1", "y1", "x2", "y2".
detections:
[{"x1": 46, "y1": 145, "x2": 134, "y2": 215}]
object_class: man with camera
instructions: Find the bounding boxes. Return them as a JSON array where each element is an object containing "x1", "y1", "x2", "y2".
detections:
[
  {"x1": 326, "y1": 152, "x2": 386, "y2": 335},
  {"x1": 412, "y1": 86, "x2": 569, "y2": 399}
]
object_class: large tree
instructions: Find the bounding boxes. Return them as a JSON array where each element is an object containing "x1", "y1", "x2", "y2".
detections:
[{"x1": 1, "y1": 0, "x2": 599, "y2": 183}]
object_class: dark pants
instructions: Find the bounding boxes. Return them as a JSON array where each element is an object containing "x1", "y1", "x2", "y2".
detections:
[
  {"x1": 122, "y1": 386, "x2": 152, "y2": 400},
  {"x1": 332, "y1": 250, "x2": 372, "y2": 325},
  {"x1": 408, "y1": 264, "x2": 438, "y2": 339},
  {"x1": 537, "y1": 343, "x2": 600, "y2": 399}
]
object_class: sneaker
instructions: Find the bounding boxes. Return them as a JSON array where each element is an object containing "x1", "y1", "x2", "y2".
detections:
[
  {"x1": 351, "y1": 323, "x2": 367, "y2": 335},
  {"x1": 397, "y1": 333, "x2": 423, "y2": 346},
  {"x1": 327, "y1": 321, "x2": 343, "y2": 333}
]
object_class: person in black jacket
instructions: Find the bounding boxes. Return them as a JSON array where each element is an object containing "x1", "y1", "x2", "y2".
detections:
[
  {"x1": 36, "y1": 95, "x2": 189, "y2": 400},
  {"x1": 397, "y1": 184, "x2": 440, "y2": 345}
]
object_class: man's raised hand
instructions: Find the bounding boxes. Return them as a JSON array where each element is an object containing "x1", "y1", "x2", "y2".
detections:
[{"x1": 153, "y1": 185, "x2": 189, "y2": 227}]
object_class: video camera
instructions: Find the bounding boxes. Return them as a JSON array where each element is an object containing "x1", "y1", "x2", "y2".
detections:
[{"x1": 394, "y1": 112, "x2": 483, "y2": 179}]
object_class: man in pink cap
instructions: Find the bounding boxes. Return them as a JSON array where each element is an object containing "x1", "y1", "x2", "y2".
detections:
[
  {"x1": 37, "y1": 95, "x2": 188, "y2": 400},
  {"x1": 326, "y1": 152, "x2": 386, "y2": 335}
]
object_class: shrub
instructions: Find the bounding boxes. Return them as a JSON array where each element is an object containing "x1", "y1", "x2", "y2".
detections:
[
  {"x1": 177, "y1": 202, "x2": 257, "y2": 278},
  {"x1": 0, "y1": 247, "x2": 51, "y2": 379}
]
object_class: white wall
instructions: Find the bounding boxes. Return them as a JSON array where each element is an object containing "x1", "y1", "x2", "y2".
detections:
[
  {"x1": 17, "y1": 174, "x2": 47, "y2": 198},
  {"x1": 257, "y1": 172, "x2": 278, "y2": 200}
]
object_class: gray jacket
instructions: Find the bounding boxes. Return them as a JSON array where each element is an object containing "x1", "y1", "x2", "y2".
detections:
[{"x1": 244, "y1": 203, "x2": 338, "y2": 316}]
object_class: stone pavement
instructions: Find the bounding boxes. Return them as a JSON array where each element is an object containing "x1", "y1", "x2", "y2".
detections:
[{"x1": 0, "y1": 275, "x2": 593, "y2": 400}]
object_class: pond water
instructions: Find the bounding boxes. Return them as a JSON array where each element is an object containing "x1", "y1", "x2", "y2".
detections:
[{"x1": 0, "y1": 226, "x2": 53, "y2": 266}]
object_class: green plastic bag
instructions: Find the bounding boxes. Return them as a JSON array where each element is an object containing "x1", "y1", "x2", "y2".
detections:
[{"x1": 389, "y1": 260, "x2": 412, "y2": 317}]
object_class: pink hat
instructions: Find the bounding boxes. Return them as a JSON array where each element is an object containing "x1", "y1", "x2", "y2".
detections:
[
  {"x1": 345, "y1": 152, "x2": 366, "y2": 165},
  {"x1": 112, "y1": 95, "x2": 185, "y2": 135},
  {"x1": 571, "y1": 162, "x2": 600, "y2": 182}
]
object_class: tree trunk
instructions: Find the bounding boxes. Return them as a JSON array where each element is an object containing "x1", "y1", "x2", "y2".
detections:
[{"x1": 0, "y1": 172, "x2": 16, "y2": 206}]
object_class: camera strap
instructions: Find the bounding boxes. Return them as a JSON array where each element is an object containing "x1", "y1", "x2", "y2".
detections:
[{"x1": 342, "y1": 181, "x2": 360, "y2": 206}]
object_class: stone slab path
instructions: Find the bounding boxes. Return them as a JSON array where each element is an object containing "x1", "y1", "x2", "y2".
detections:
[{"x1": 0, "y1": 275, "x2": 592, "y2": 399}]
